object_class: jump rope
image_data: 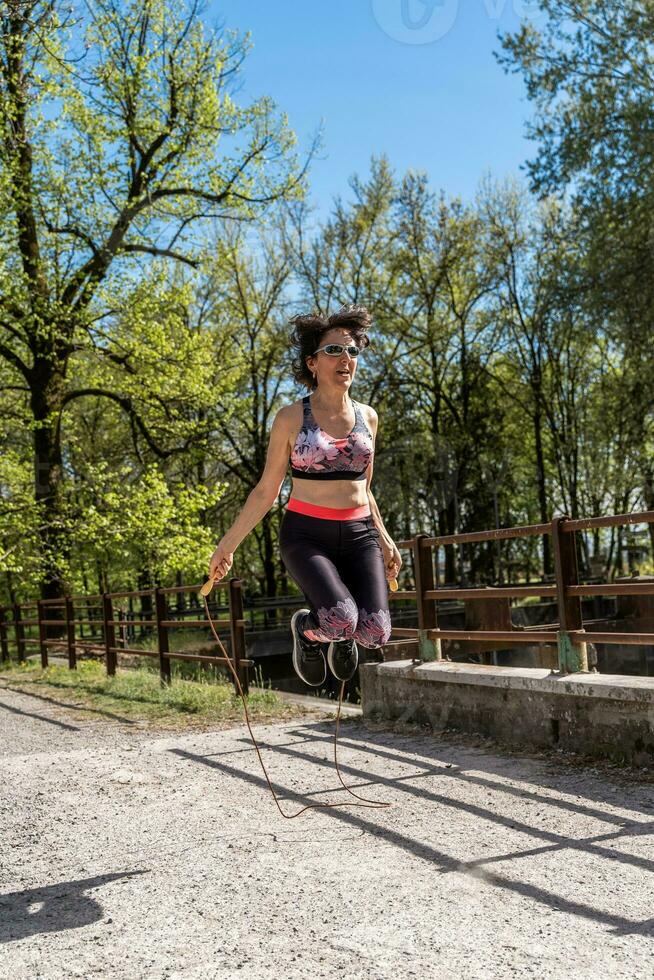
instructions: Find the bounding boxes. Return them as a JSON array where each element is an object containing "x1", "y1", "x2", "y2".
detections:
[{"x1": 200, "y1": 569, "x2": 398, "y2": 819}]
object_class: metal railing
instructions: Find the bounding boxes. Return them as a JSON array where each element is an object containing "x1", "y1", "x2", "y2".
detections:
[
  {"x1": 389, "y1": 510, "x2": 654, "y2": 672},
  {"x1": 0, "y1": 579, "x2": 251, "y2": 693}
]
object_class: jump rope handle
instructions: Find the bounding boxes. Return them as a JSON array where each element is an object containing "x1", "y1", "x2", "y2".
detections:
[{"x1": 200, "y1": 573, "x2": 218, "y2": 597}]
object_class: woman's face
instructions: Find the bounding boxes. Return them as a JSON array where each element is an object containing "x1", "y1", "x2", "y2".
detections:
[{"x1": 307, "y1": 328, "x2": 358, "y2": 390}]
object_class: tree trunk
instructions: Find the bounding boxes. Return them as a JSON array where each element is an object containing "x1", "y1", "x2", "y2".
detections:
[
  {"x1": 96, "y1": 559, "x2": 106, "y2": 596},
  {"x1": 643, "y1": 465, "x2": 654, "y2": 557},
  {"x1": 533, "y1": 405, "x2": 552, "y2": 576},
  {"x1": 138, "y1": 568, "x2": 153, "y2": 637},
  {"x1": 30, "y1": 364, "x2": 71, "y2": 606},
  {"x1": 175, "y1": 569, "x2": 187, "y2": 614},
  {"x1": 3, "y1": 568, "x2": 17, "y2": 607},
  {"x1": 439, "y1": 497, "x2": 457, "y2": 584},
  {"x1": 398, "y1": 455, "x2": 413, "y2": 541}
]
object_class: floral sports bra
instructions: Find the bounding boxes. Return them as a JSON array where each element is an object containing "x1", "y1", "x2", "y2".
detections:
[{"x1": 289, "y1": 395, "x2": 374, "y2": 481}]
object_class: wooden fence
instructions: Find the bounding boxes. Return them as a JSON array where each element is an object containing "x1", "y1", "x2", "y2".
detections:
[
  {"x1": 0, "y1": 579, "x2": 251, "y2": 693},
  {"x1": 389, "y1": 510, "x2": 654, "y2": 672}
]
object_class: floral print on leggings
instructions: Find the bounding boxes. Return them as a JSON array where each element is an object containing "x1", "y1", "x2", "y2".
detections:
[
  {"x1": 303, "y1": 599, "x2": 392, "y2": 648},
  {"x1": 353, "y1": 608, "x2": 392, "y2": 648},
  {"x1": 303, "y1": 597, "x2": 358, "y2": 642}
]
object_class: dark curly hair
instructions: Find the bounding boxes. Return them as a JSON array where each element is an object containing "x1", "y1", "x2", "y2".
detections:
[{"x1": 289, "y1": 304, "x2": 372, "y2": 391}]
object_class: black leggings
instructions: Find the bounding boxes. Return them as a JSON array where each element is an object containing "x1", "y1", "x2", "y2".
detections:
[{"x1": 279, "y1": 510, "x2": 392, "y2": 648}]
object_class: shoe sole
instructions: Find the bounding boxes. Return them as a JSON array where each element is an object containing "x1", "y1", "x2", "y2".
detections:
[
  {"x1": 291, "y1": 609, "x2": 326, "y2": 687},
  {"x1": 327, "y1": 639, "x2": 359, "y2": 682}
]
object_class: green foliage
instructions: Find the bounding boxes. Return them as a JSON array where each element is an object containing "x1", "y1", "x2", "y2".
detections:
[
  {"x1": 0, "y1": 0, "x2": 311, "y2": 600},
  {"x1": 496, "y1": 0, "x2": 654, "y2": 571},
  {"x1": 0, "y1": 446, "x2": 42, "y2": 582},
  {"x1": 496, "y1": 1, "x2": 654, "y2": 206},
  {"x1": 72, "y1": 462, "x2": 224, "y2": 588}
]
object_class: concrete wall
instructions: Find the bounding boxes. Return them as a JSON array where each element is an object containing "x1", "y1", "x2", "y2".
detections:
[{"x1": 360, "y1": 661, "x2": 654, "y2": 767}]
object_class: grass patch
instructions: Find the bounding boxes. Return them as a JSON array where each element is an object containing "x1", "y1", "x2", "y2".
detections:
[
  {"x1": 119, "y1": 628, "x2": 217, "y2": 654},
  {"x1": 0, "y1": 658, "x2": 306, "y2": 730}
]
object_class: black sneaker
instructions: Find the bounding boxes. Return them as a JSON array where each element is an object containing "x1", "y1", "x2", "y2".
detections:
[
  {"x1": 290, "y1": 609, "x2": 327, "y2": 687},
  {"x1": 327, "y1": 637, "x2": 359, "y2": 682}
]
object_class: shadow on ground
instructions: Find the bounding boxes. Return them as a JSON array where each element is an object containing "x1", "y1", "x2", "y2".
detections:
[
  {"x1": 170, "y1": 720, "x2": 654, "y2": 937},
  {"x1": 0, "y1": 872, "x2": 147, "y2": 944}
]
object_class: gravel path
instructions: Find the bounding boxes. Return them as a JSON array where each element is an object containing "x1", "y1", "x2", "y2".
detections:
[{"x1": 1, "y1": 679, "x2": 654, "y2": 979}]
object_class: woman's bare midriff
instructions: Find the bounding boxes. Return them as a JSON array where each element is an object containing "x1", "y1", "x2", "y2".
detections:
[{"x1": 290, "y1": 476, "x2": 369, "y2": 509}]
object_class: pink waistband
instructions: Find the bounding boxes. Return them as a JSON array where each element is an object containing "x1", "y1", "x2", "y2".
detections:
[{"x1": 287, "y1": 498, "x2": 371, "y2": 521}]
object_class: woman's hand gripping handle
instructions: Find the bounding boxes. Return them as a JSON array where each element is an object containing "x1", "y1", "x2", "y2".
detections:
[
  {"x1": 201, "y1": 539, "x2": 234, "y2": 596},
  {"x1": 381, "y1": 539, "x2": 402, "y2": 593}
]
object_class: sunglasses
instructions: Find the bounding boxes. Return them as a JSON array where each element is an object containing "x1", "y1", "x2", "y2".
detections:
[{"x1": 313, "y1": 343, "x2": 363, "y2": 357}]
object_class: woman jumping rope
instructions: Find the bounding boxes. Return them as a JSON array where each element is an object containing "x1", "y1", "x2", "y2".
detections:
[{"x1": 207, "y1": 304, "x2": 402, "y2": 687}]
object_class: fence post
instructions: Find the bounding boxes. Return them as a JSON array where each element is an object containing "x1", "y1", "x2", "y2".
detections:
[
  {"x1": 155, "y1": 587, "x2": 171, "y2": 685},
  {"x1": 229, "y1": 578, "x2": 248, "y2": 694},
  {"x1": 413, "y1": 534, "x2": 441, "y2": 662},
  {"x1": 65, "y1": 596, "x2": 77, "y2": 670},
  {"x1": 37, "y1": 599, "x2": 48, "y2": 668},
  {"x1": 0, "y1": 607, "x2": 9, "y2": 663},
  {"x1": 13, "y1": 604, "x2": 25, "y2": 662},
  {"x1": 552, "y1": 516, "x2": 588, "y2": 674},
  {"x1": 117, "y1": 608, "x2": 126, "y2": 651},
  {"x1": 102, "y1": 593, "x2": 117, "y2": 677}
]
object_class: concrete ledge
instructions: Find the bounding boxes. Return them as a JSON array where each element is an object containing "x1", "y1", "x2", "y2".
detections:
[
  {"x1": 360, "y1": 661, "x2": 654, "y2": 767},
  {"x1": 413, "y1": 661, "x2": 654, "y2": 702}
]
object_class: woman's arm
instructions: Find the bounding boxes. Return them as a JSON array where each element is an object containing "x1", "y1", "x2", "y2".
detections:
[
  {"x1": 367, "y1": 487, "x2": 395, "y2": 549},
  {"x1": 208, "y1": 407, "x2": 293, "y2": 581},
  {"x1": 364, "y1": 408, "x2": 402, "y2": 579}
]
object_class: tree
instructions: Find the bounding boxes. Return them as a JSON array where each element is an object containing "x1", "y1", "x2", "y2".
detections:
[
  {"x1": 386, "y1": 174, "x2": 500, "y2": 580},
  {"x1": 0, "y1": 0, "x2": 312, "y2": 600},
  {"x1": 479, "y1": 178, "x2": 572, "y2": 571},
  {"x1": 497, "y1": 0, "x2": 654, "y2": 552},
  {"x1": 202, "y1": 217, "x2": 297, "y2": 598}
]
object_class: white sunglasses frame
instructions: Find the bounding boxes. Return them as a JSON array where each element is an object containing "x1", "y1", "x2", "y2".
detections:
[{"x1": 312, "y1": 343, "x2": 362, "y2": 357}]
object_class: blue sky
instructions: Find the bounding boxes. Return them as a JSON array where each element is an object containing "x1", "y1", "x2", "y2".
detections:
[{"x1": 210, "y1": 0, "x2": 540, "y2": 220}]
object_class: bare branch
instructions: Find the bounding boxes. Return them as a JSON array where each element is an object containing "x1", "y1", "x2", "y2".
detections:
[
  {"x1": 61, "y1": 386, "x2": 173, "y2": 459},
  {"x1": 0, "y1": 341, "x2": 32, "y2": 381},
  {"x1": 119, "y1": 243, "x2": 199, "y2": 267}
]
